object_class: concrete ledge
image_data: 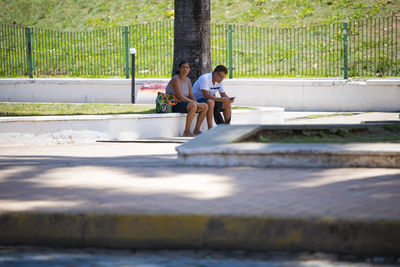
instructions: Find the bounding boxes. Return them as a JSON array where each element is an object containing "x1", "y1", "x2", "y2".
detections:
[
  {"x1": 178, "y1": 142, "x2": 400, "y2": 168},
  {"x1": 1, "y1": 78, "x2": 399, "y2": 111},
  {"x1": 0, "y1": 213, "x2": 399, "y2": 256},
  {"x1": 0, "y1": 78, "x2": 167, "y2": 104},
  {"x1": 176, "y1": 124, "x2": 400, "y2": 168},
  {"x1": 0, "y1": 107, "x2": 284, "y2": 145},
  {"x1": 223, "y1": 78, "x2": 400, "y2": 111}
]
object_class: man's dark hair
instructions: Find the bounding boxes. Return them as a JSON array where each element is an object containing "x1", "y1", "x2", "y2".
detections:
[{"x1": 213, "y1": 65, "x2": 228, "y2": 74}]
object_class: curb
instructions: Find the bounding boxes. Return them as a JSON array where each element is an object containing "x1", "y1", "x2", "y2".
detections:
[
  {"x1": 1, "y1": 213, "x2": 399, "y2": 256},
  {"x1": 176, "y1": 124, "x2": 400, "y2": 168},
  {"x1": 177, "y1": 143, "x2": 400, "y2": 168}
]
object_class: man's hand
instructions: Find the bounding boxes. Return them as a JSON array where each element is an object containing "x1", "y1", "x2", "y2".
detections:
[
  {"x1": 220, "y1": 92, "x2": 235, "y2": 104},
  {"x1": 221, "y1": 96, "x2": 234, "y2": 104}
]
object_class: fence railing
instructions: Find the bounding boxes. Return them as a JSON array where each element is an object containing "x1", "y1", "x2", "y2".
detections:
[{"x1": 1, "y1": 16, "x2": 399, "y2": 78}]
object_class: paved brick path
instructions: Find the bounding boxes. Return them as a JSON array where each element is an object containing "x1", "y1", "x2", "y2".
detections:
[{"x1": 1, "y1": 142, "x2": 399, "y2": 220}]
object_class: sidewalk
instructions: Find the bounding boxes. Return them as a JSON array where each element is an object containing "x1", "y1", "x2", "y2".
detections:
[{"x1": 0, "y1": 111, "x2": 399, "y2": 255}]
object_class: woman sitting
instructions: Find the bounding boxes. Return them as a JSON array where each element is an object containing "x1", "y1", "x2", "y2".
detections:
[{"x1": 166, "y1": 61, "x2": 208, "y2": 137}]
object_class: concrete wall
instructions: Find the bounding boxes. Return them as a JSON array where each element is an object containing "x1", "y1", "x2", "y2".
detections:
[
  {"x1": 0, "y1": 107, "x2": 284, "y2": 145},
  {"x1": 0, "y1": 78, "x2": 148, "y2": 104},
  {"x1": 1, "y1": 78, "x2": 399, "y2": 111},
  {"x1": 224, "y1": 79, "x2": 400, "y2": 111}
]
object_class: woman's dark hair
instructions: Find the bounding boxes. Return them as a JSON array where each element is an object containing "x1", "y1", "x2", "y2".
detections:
[
  {"x1": 175, "y1": 60, "x2": 189, "y2": 75},
  {"x1": 213, "y1": 65, "x2": 228, "y2": 74}
]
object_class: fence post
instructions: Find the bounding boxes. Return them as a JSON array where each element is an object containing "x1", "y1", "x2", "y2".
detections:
[
  {"x1": 124, "y1": 26, "x2": 130, "y2": 79},
  {"x1": 130, "y1": 48, "x2": 136, "y2": 104},
  {"x1": 25, "y1": 27, "x2": 33, "y2": 78},
  {"x1": 342, "y1": 22, "x2": 348, "y2": 79},
  {"x1": 228, "y1": 24, "x2": 233, "y2": 79}
]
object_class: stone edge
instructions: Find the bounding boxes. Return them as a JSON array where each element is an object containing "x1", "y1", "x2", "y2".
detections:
[
  {"x1": 0, "y1": 213, "x2": 399, "y2": 256},
  {"x1": 176, "y1": 124, "x2": 400, "y2": 168}
]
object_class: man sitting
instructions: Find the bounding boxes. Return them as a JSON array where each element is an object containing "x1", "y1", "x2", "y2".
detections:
[{"x1": 192, "y1": 65, "x2": 235, "y2": 128}]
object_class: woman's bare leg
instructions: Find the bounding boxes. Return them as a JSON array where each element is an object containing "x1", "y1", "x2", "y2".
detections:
[
  {"x1": 183, "y1": 102, "x2": 197, "y2": 137},
  {"x1": 193, "y1": 103, "x2": 208, "y2": 135}
]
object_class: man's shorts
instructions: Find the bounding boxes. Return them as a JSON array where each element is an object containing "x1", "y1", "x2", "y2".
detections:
[
  {"x1": 172, "y1": 102, "x2": 189, "y2": 113},
  {"x1": 196, "y1": 98, "x2": 223, "y2": 111}
]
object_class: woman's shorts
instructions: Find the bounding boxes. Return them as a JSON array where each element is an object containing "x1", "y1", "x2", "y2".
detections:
[
  {"x1": 197, "y1": 98, "x2": 223, "y2": 111},
  {"x1": 172, "y1": 102, "x2": 189, "y2": 113}
]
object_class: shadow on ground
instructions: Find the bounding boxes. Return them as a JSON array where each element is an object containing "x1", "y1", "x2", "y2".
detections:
[{"x1": 0, "y1": 144, "x2": 399, "y2": 219}]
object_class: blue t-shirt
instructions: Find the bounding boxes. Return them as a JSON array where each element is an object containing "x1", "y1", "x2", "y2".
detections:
[{"x1": 192, "y1": 72, "x2": 225, "y2": 100}]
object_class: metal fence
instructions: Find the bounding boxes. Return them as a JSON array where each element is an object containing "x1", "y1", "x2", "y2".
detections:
[
  {"x1": 1, "y1": 16, "x2": 399, "y2": 78},
  {"x1": 0, "y1": 22, "x2": 173, "y2": 78}
]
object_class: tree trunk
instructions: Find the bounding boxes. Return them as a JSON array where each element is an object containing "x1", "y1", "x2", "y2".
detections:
[{"x1": 173, "y1": 0, "x2": 211, "y2": 83}]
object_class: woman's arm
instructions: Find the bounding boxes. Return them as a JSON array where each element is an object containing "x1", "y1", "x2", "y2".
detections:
[
  {"x1": 188, "y1": 81, "x2": 196, "y2": 101},
  {"x1": 171, "y1": 78, "x2": 195, "y2": 103}
]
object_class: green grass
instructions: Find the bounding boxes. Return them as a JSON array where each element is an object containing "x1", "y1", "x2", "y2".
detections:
[
  {"x1": 257, "y1": 135, "x2": 400, "y2": 143},
  {"x1": 0, "y1": 102, "x2": 253, "y2": 116},
  {"x1": 303, "y1": 112, "x2": 359, "y2": 119},
  {"x1": 1, "y1": 0, "x2": 398, "y2": 30},
  {"x1": 248, "y1": 126, "x2": 400, "y2": 144},
  {"x1": 231, "y1": 106, "x2": 256, "y2": 110},
  {"x1": 0, "y1": 103, "x2": 156, "y2": 116}
]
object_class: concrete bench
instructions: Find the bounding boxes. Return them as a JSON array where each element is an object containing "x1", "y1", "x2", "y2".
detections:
[{"x1": 0, "y1": 107, "x2": 284, "y2": 145}]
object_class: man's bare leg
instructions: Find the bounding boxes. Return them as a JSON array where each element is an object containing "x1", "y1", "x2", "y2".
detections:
[
  {"x1": 206, "y1": 99, "x2": 215, "y2": 129},
  {"x1": 222, "y1": 99, "x2": 232, "y2": 124}
]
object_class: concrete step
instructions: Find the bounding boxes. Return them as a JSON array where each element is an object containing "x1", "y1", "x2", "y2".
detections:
[{"x1": 176, "y1": 124, "x2": 400, "y2": 168}]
